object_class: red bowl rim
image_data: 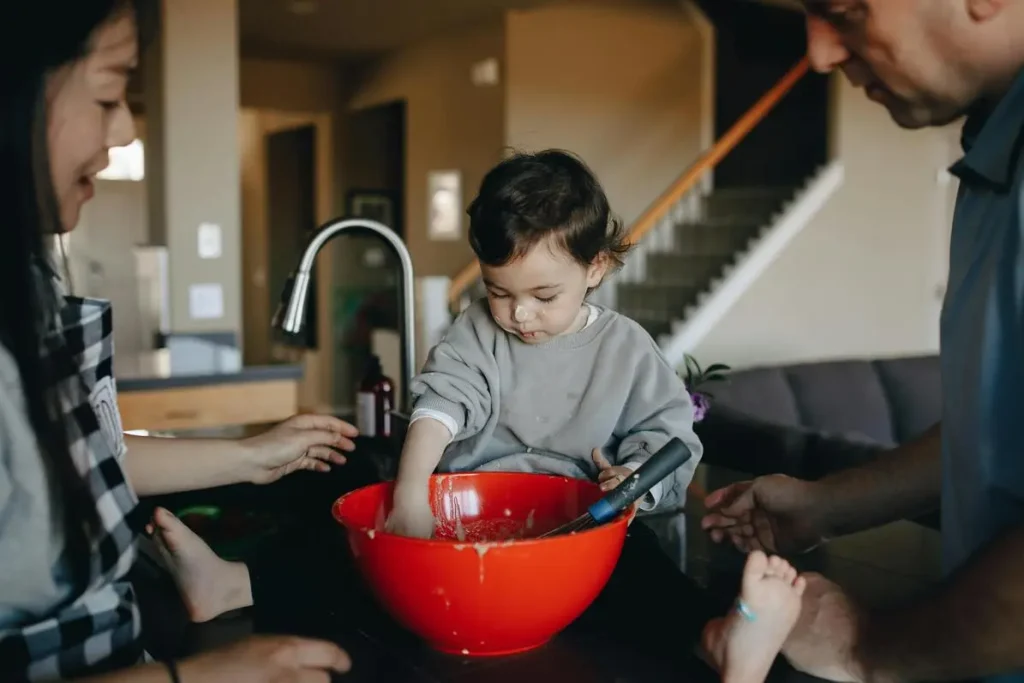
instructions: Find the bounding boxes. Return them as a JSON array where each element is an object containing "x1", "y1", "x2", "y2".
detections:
[{"x1": 331, "y1": 472, "x2": 631, "y2": 549}]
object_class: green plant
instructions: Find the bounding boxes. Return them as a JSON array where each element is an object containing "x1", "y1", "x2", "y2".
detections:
[{"x1": 682, "y1": 354, "x2": 730, "y2": 422}]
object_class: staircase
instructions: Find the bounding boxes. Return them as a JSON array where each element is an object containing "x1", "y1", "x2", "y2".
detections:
[{"x1": 613, "y1": 185, "x2": 797, "y2": 340}]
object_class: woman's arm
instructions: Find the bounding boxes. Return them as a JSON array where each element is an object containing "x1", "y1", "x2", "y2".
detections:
[
  {"x1": 123, "y1": 414, "x2": 358, "y2": 496},
  {"x1": 123, "y1": 434, "x2": 248, "y2": 496},
  {"x1": 73, "y1": 635, "x2": 351, "y2": 683}
]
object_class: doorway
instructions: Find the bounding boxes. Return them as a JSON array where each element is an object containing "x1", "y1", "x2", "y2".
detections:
[
  {"x1": 266, "y1": 124, "x2": 317, "y2": 349},
  {"x1": 239, "y1": 109, "x2": 335, "y2": 412},
  {"x1": 346, "y1": 100, "x2": 405, "y2": 236}
]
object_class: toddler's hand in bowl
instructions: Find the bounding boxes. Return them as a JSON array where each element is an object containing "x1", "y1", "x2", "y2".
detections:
[{"x1": 385, "y1": 485, "x2": 437, "y2": 539}]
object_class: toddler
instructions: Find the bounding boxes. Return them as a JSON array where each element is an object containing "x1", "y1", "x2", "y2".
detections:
[{"x1": 386, "y1": 149, "x2": 704, "y2": 539}]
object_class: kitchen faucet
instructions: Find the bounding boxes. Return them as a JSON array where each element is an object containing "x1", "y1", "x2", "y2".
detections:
[{"x1": 273, "y1": 217, "x2": 416, "y2": 414}]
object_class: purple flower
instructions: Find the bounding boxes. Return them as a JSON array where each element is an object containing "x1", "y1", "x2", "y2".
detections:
[{"x1": 690, "y1": 391, "x2": 709, "y2": 423}]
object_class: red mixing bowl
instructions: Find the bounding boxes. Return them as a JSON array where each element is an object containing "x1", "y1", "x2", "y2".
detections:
[{"x1": 331, "y1": 472, "x2": 629, "y2": 656}]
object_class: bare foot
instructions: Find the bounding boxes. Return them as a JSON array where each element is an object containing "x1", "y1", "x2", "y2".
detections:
[
  {"x1": 150, "y1": 507, "x2": 254, "y2": 622},
  {"x1": 702, "y1": 550, "x2": 807, "y2": 683}
]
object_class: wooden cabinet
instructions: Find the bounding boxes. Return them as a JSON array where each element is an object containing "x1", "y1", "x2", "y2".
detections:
[{"x1": 118, "y1": 378, "x2": 298, "y2": 432}]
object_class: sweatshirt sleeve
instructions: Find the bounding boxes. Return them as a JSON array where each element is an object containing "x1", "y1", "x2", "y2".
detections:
[
  {"x1": 614, "y1": 332, "x2": 704, "y2": 511},
  {"x1": 410, "y1": 302, "x2": 499, "y2": 441}
]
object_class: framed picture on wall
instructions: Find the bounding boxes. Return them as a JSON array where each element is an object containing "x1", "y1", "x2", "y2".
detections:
[
  {"x1": 427, "y1": 169, "x2": 462, "y2": 241},
  {"x1": 346, "y1": 190, "x2": 397, "y2": 231}
]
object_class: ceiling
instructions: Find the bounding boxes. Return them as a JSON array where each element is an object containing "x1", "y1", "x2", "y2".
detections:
[{"x1": 238, "y1": 0, "x2": 557, "y2": 62}]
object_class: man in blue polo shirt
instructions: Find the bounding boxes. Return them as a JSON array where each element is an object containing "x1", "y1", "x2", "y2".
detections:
[{"x1": 701, "y1": 0, "x2": 1024, "y2": 680}]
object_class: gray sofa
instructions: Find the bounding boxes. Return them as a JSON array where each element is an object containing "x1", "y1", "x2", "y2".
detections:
[{"x1": 692, "y1": 354, "x2": 941, "y2": 527}]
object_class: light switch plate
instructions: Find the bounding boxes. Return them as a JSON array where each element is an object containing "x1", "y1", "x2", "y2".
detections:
[
  {"x1": 188, "y1": 283, "x2": 224, "y2": 320},
  {"x1": 197, "y1": 222, "x2": 222, "y2": 259}
]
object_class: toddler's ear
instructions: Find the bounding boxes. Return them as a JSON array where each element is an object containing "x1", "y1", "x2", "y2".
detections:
[{"x1": 586, "y1": 254, "x2": 611, "y2": 288}]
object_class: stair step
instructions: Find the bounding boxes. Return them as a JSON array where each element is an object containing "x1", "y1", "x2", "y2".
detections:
[
  {"x1": 704, "y1": 185, "x2": 796, "y2": 200},
  {"x1": 645, "y1": 253, "x2": 733, "y2": 286},
  {"x1": 702, "y1": 186, "x2": 795, "y2": 219},
  {"x1": 671, "y1": 222, "x2": 762, "y2": 255},
  {"x1": 680, "y1": 214, "x2": 769, "y2": 228},
  {"x1": 617, "y1": 283, "x2": 703, "y2": 316}
]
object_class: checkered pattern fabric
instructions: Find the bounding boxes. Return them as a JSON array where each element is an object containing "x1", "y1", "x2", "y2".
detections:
[{"x1": 0, "y1": 296, "x2": 144, "y2": 680}]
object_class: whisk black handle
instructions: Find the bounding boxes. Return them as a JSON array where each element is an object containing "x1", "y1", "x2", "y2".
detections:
[{"x1": 588, "y1": 438, "x2": 694, "y2": 523}]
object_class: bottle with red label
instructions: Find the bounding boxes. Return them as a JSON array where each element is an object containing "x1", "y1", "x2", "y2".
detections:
[{"x1": 356, "y1": 353, "x2": 394, "y2": 439}]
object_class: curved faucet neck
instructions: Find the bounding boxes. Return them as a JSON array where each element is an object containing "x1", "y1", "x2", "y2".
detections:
[{"x1": 277, "y1": 218, "x2": 418, "y2": 413}]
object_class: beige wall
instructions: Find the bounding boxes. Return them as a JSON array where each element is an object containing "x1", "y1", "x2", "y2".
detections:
[
  {"x1": 152, "y1": 0, "x2": 242, "y2": 336},
  {"x1": 240, "y1": 58, "x2": 346, "y2": 113},
  {"x1": 691, "y1": 77, "x2": 962, "y2": 368},
  {"x1": 349, "y1": 20, "x2": 507, "y2": 277},
  {"x1": 504, "y1": 1, "x2": 707, "y2": 226}
]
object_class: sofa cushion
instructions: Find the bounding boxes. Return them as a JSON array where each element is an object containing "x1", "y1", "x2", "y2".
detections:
[
  {"x1": 873, "y1": 355, "x2": 941, "y2": 442},
  {"x1": 703, "y1": 367, "x2": 802, "y2": 428},
  {"x1": 783, "y1": 360, "x2": 896, "y2": 446}
]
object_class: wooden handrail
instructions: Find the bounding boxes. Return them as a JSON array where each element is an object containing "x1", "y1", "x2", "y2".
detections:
[
  {"x1": 448, "y1": 56, "x2": 810, "y2": 307},
  {"x1": 624, "y1": 57, "x2": 809, "y2": 247}
]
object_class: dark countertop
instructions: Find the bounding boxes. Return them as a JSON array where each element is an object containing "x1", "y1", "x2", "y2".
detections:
[
  {"x1": 117, "y1": 363, "x2": 303, "y2": 392},
  {"x1": 133, "y1": 423, "x2": 941, "y2": 683}
]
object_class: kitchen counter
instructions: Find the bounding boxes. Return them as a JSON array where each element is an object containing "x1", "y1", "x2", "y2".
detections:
[
  {"x1": 115, "y1": 363, "x2": 304, "y2": 432},
  {"x1": 118, "y1": 362, "x2": 303, "y2": 392},
  {"x1": 132, "y1": 421, "x2": 942, "y2": 683}
]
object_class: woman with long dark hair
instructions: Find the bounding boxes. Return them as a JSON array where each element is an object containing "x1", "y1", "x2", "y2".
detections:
[{"x1": 1, "y1": 3, "x2": 352, "y2": 680}]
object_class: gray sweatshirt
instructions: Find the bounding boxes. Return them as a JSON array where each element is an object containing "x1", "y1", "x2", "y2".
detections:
[{"x1": 411, "y1": 300, "x2": 703, "y2": 511}]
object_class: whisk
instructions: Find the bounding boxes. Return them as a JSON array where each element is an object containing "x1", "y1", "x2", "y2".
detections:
[{"x1": 538, "y1": 438, "x2": 693, "y2": 538}]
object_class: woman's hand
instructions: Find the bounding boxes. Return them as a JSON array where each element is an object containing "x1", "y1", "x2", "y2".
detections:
[
  {"x1": 241, "y1": 414, "x2": 358, "y2": 485},
  {"x1": 176, "y1": 635, "x2": 351, "y2": 683}
]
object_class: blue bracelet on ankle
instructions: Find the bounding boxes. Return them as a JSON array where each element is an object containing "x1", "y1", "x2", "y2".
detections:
[{"x1": 735, "y1": 599, "x2": 757, "y2": 622}]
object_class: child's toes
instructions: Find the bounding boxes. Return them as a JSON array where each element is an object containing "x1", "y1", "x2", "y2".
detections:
[
  {"x1": 767, "y1": 554, "x2": 790, "y2": 578},
  {"x1": 742, "y1": 549, "x2": 770, "y2": 586},
  {"x1": 793, "y1": 575, "x2": 807, "y2": 595}
]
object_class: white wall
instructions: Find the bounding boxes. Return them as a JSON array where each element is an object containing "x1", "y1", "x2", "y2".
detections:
[{"x1": 691, "y1": 77, "x2": 962, "y2": 368}]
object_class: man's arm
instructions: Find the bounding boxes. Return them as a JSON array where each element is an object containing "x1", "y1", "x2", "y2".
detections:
[
  {"x1": 857, "y1": 523, "x2": 1024, "y2": 682},
  {"x1": 815, "y1": 423, "x2": 943, "y2": 538}
]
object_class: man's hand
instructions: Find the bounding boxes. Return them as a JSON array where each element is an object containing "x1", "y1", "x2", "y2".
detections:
[
  {"x1": 782, "y1": 574, "x2": 866, "y2": 683},
  {"x1": 241, "y1": 414, "x2": 358, "y2": 485},
  {"x1": 701, "y1": 474, "x2": 829, "y2": 555}
]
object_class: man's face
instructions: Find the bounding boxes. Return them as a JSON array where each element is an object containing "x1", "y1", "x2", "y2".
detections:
[{"x1": 803, "y1": 0, "x2": 983, "y2": 129}]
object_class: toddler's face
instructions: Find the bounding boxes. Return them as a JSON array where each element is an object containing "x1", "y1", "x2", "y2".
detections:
[{"x1": 481, "y1": 236, "x2": 607, "y2": 344}]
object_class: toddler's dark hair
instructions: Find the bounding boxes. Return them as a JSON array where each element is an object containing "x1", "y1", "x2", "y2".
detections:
[{"x1": 467, "y1": 149, "x2": 631, "y2": 271}]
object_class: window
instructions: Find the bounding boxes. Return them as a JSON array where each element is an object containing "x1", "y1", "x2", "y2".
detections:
[{"x1": 97, "y1": 138, "x2": 145, "y2": 181}]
